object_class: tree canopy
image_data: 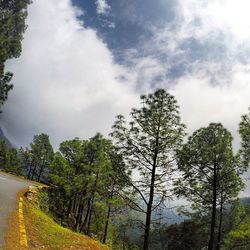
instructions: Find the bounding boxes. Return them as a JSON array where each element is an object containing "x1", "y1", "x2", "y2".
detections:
[{"x1": 0, "y1": 0, "x2": 31, "y2": 113}]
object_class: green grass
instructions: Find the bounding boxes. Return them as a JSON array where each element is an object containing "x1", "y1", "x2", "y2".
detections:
[{"x1": 24, "y1": 198, "x2": 110, "y2": 250}]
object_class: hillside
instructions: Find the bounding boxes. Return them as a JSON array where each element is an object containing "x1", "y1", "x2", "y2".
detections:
[{"x1": 24, "y1": 201, "x2": 110, "y2": 250}]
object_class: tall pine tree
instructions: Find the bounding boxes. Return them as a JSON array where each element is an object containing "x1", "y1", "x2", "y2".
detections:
[
  {"x1": 111, "y1": 89, "x2": 185, "y2": 250},
  {"x1": 176, "y1": 123, "x2": 245, "y2": 250}
]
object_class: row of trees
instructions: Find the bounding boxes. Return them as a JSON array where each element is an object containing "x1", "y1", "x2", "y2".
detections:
[
  {"x1": 16, "y1": 133, "x2": 130, "y2": 246},
  {"x1": 1, "y1": 89, "x2": 250, "y2": 249},
  {"x1": 48, "y1": 134, "x2": 130, "y2": 244},
  {"x1": 111, "y1": 90, "x2": 250, "y2": 250}
]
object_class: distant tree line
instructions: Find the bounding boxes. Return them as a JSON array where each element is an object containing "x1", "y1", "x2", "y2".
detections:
[{"x1": 0, "y1": 139, "x2": 21, "y2": 174}]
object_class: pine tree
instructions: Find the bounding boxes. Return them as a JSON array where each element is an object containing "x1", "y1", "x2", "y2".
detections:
[
  {"x1": 28, "y1": 133, "x2": 54, "y2": 182},
  {"x1": 176, "y1": 123, "x2": 245, "y2": 250},
  {"x1": 111, "y1": 89, "x2": 185, "y2": 250},
  {"x1": 239, "y1": 108, "x2": 250, "y2": 168}
]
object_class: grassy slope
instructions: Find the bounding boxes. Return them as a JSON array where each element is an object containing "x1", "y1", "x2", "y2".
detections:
[{"x1": 24, "y1": 198, "x2": 110, "y2": 250}]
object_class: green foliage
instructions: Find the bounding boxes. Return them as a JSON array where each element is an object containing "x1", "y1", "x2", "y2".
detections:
[
  {"x1": 50, "y1": 152, "x2": 74, "y2": 196},
  {"x1": 239, "y1": 108, "x2": 250, "y2": 168},
  {"x1": 0, "y1": 72, "x2": 13, "y2": 111},
  {"x1": 112, "y1": 209, "x2": 145, "y2": 250},
  {"x1": 0, "y1": 0, "x2": 31, "y2": 112},
  {"x1": 19, "y1": 133, "x2": 54, "y2": 182},
  {"x1": 176, "y1": 123, "x2": 246, "y2": 249},
  {"x1": 0, "y1": 140, "x2": 22, "y2": 174},
  {"x1": 37, "y1": 188, "x2": 50, "y2": 213},
  {"x1": 19, "y1": 146, "x2": 31, "y2": 173},
  {"x1": 150, "y1": 221, "x2": 207, "y2": 250},
  {"x1": 223, "y1": 202, "x2": 250, "y2": 249},
  {"x1": 40, "y1": 133, "x2": 130, "y2": 246},
  {"x1": 0, "y1": 139, "x2": 8, "y2": 167},
  {"x1": 176, "y1": 123, "x2": 244, "y2": 210}
]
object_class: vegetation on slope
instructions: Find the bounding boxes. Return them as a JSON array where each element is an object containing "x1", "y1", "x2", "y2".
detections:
[
  {"x1": 24, "y1": 189, "x2": 110, "y2": 250},
  {"x1": 223, "y1": 202, "x2": 250, "y2": 249}
]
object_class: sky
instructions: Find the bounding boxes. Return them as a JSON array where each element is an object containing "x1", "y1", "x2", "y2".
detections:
[{"x1": 1, "y1": 0, "x2": 250, "y2": 193}]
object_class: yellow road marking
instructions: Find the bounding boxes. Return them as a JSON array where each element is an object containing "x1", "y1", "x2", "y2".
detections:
[{"x1": 19, "y1": 197, "x2": 28, "y2": 248}]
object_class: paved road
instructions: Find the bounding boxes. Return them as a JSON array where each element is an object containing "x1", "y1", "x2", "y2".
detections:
[{"x1": 0, "y1": 172, "x2": 30, "y2": 249}]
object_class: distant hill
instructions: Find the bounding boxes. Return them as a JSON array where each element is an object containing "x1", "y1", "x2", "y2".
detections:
[{"x1": 0, "y1": 126, "x2": 13, "y2": 148}]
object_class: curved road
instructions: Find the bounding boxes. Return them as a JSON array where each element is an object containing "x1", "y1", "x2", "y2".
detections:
[{"x1": 0, "y1": 172, "x2": 30, "y2": 249}]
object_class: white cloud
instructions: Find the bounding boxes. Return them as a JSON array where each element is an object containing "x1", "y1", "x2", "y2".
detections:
[
  {"x1": 171, "y1": 65, "x2": 250, "y2": 146},
  {"x1": 178, "y1": 0, "x2": 250, "y2": 44},
  {"x1": 2, "y1": 0, "x2": 138, "y2": 148},
  {"x1": 95, "y1": 0, "x2": 111, "y2": 15},
  {"x1": 119, "y1": 0, "x2": 250, "y2": 194},
  {"x1": 123, "y1": 0, "x2": 250, "y2": 140},
  {"x1": 108, "y1": 22, "x2": 116, "y2": 29}
]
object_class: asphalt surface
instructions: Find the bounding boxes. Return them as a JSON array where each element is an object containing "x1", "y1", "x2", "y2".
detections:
[{"x1": 0, "y1": 172, "x2": 30, "y2": 249}]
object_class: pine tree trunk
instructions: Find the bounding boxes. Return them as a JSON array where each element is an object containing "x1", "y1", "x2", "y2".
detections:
[
  {"x1": 75, "y1": 203, "x2": 84, "y2": 231},
  {"x1": 143, "y1": 164, "x2": 156, "y2": 250},
  {"x1": 208, "y1": 160, "x2": 217, "y2": 250},
  {"x1": 86, "y1": 196, "x2": 94, "y2": 235},
  {"x1": 67, "y1": 199, "x2": 73, "y2": 216},
  {"x1": 27, "y1": 162, "x2": 33, "y2": 179},
  {"x1": 103, "y1": 186, "x2": 114, "y2": 244},
  {"x1": 37, "y1": 164, "x2": 44, "y2": 182},
  {"x1": 143, "y1": 142, "x2": 158, "y2": 249},
  {"x1": 216, "y1": 194, "x2": 223, "y2": 250},
  {"x1": 72, "y1": 193, "x2": 78, "y2": 214},
  {"x1": 143, "y1": 120, "x2": 160, "y2": 250},
  {"x1": 103, "y1": 204, "x2": 111, "y2": 244},
  {"x1": 30, "y1": 164, "x2": 36, "y2": 180},
  {"x1": 86, "y1": 172, "x2": 99, "y2": 235},
  {"x1": 80, "y1": 198, "x2": 92, "y2": 233}
]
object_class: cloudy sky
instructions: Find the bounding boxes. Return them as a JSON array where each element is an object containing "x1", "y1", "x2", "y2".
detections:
[{"x1": 1, "y1": 0, "x2": 250, "y2": 193}]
